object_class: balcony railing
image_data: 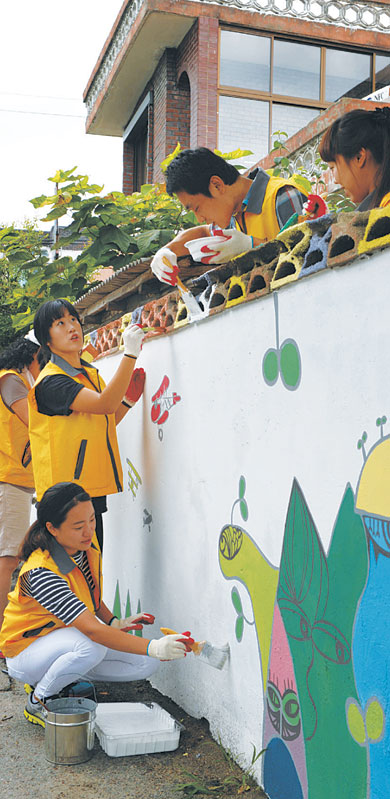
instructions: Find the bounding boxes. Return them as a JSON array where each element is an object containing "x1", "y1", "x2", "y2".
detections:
[{"x1": 84, "y1": 0, "x2": 390, "y2": 115}]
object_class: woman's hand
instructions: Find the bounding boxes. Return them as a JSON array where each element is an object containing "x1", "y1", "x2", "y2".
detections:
[
  {"x1": 147, "y1": 633, "x2": 194, "y2": 660},
  {"x1": 123, "y1": 324, "x2": 145, "y2": 358},
  {"x1": 122, "y1": 367, "x2": 146, "y2": 408},
  {"x1": 110, "y1": 612, "x2": 155, "y2": 631}
]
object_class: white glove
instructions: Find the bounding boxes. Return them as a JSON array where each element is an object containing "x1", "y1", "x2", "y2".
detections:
[
  {"x1": 147, "y1": 633, "x2": 189, "y2": 660},
  {"x1": 122, "y1": 324, "x2": 145, "y2": 358},
  {"x1": 185, "y1": 229, "x2": 253, "y2": 265},
  {"x1": 151, "y1": 247, "x2": 179, "y2": 285},
  {"x1": 110, "y1": 613, "x2": 155, "y2": 631}
]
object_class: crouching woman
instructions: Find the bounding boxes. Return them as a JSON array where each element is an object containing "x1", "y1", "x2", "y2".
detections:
[{"x1": 0, "y1": 482, "x2": 191, "y2": 726}]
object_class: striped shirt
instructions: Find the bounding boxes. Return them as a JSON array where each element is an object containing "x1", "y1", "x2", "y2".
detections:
[{"x1": 20, "y1": 550, "x2": 95, "y2": 625}]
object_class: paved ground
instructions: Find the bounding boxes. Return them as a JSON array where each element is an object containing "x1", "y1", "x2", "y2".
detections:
[{"x1": 0, "y1": 666, "x2": 268, "y2": 799}]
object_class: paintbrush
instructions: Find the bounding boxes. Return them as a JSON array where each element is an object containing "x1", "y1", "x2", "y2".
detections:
[
  {"x1": 162, "y1": 257, "x2": 203, "y2": 321},
  {"x1": 160, "y1": 627, "x2": 229, "y2": 670}
]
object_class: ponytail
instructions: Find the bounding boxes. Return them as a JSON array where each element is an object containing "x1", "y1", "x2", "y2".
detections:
[
  {"x1": 19, "y1": 482, "x2": 91, "y2": 561},
  {"x1": 19, "y1": 519, "x2": 53, "y2": 560}
]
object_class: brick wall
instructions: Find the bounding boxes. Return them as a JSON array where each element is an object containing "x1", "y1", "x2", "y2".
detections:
[
  {"x1": 122, "y1": 137, "x2": 135, "y2": 195},
  {"x1": 177, "y1": 18, "x2": 218, "y2": 151},
  {"x1": 123, "y1": 17, "x2": 219, "y2": 189}
]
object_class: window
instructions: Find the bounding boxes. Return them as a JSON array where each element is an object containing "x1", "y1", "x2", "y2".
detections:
[
  {"x1": 375, "y1": 55, "x2": 390, "y2": 93},
  {"x1": 218, "y1": 28, "x2": 389, "y2": 163},
  {"x1": 325, "y1": 49, "x2": 371, "y2": 101},
  {"x1": 218, "y1": 96, "x2": 269, "y2": 162},
  {"x1": 273, "y1": 40, "x2": 321, "y2": 100},
  {"x1": 220, "y1": 31, "x2": 270, "y2": 91}
]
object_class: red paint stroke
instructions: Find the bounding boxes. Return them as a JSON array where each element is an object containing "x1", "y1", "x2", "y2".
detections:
[{"x1": 151, "y1": 375, "x2": 181, "y2": 425}]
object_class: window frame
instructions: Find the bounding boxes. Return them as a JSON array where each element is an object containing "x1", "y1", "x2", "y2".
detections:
[{"x1": 217, "y1": 25, "x2": 387, "y2": 153}]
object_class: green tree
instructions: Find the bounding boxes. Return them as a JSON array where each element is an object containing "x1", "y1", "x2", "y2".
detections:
[
  {"x1": 7, "y1": 147, "x2": 252, "y2": 334},
  {"x1": 270, "y1": 130, "x2": 355, "y2": 213},
  {"x1": 0, "y1": 223, "x2": 47, "y2": 346}
]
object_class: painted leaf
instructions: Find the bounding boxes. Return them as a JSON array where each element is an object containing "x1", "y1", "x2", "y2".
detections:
[
  {"x1": 240, "y1": 499, "x2": 248, "y2": 522},
  {"x1": 311, "y1": 620, "x2": 351, "y2": 664},
  {"x1": 235, "y1": 615, "x2": 244, "y2": 642},
  {"x1": 112, "y1": 581, "x2": 121, "y2": 619},
  {"x1": 347, "y1": 701, "x2": 366, "y2": 745},
  {"x1": 135, "y1": 598, "x2": 143, "y2": 637},
  {"x1": 366, "y1": 699, "x2": 385, "y2": 742},
  {"x1": 125, "y1": 590, "x2": 131, "y2": 618},
  {"x1": 232, "y1": 586, "x2": 243, "y2": 615},
  {"x1": 278, "y1": 601, "x2": 312, "y2": 642},
  {"x1": 278, "y1": 480, "x2": 329, "y2": 627},
  {"x1": 239, "y1": 475, "x2": 246, "y2": 500}
]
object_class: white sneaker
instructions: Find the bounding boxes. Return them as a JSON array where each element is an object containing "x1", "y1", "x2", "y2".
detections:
[{"x1": 24, "y1": 691, "x2": 46, "y2": 728}]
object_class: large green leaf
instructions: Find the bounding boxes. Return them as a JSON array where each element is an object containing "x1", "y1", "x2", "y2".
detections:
[
  {"x1": 278, "y1": 479, "x2": 328, "y2": 626},
  {"x1": 99, "y1": 224, "x2": 132, "y2": 252},
  {"x1": 43, "y1": 206, "x2": 68, "y2": 221},
  {"x1": 50, "y1": 282, "x2": 72, "y2": 298},
  {"x1": 7, "y1": 249, "x2": 36, "y2": 265}
]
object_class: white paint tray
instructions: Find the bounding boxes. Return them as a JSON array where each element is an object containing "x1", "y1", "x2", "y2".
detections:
[{"x1": 95, "y1": 701, "x2": 183, "y2": 757}]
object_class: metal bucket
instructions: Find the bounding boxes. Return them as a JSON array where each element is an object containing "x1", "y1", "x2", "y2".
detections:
[{"x1": 44, "y1": 697, "x2": 97, "y2": 765}]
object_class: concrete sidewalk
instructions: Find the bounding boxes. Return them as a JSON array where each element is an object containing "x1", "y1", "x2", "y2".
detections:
[{"x1": 0, "y1": 667, "x2": 267, "y2": 799}]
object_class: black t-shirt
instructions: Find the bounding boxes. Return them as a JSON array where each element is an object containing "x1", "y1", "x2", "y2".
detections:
[
  {"x1": 35, "y1": 374, "x2": 84, "y2": 416},
  {"x1": 35, "y1": 373, "x2": 107, "y2": 514}
]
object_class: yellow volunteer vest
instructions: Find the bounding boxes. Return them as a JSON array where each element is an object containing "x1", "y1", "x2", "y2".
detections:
[
  {"x1": 28, "y1": 359, "x2": 123, "y2": 501},
  {"x1": 0, "y1": 369, "x2": 34, "y2": 488},
  {"x1": 380, "y1": 192, "x2": 390, "y2": 208},
  {"x1": 236, "y1": 175, "x2": 308, "y2": 241},
  {"x1": 0, "y1": 535, "x2": 102, "y2": 657}
]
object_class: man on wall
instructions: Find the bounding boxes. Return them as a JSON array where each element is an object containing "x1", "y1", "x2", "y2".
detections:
[{"x1": 151, "y1": 147, "x2": 308, "y2": 285}]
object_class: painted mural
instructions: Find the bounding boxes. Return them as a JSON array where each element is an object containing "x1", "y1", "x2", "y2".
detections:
[
  {"x1": 126, "y1": 457, "x2": 142, "y2": 499},
  {"x1": 151, "y1": 375, "x2": 181, "y2": 440},
  {"x1": 112, "y1": 580, "x2": 143, "y2": 638},
  {"x1": 354, "y1": 425, "x2": 390, "y2": 799},
  {"x1": 218, "y1": 471, "x2": 377, "y2": 798},
  {"x1": 262, "y1": 293, "x2": 301, "y2": 391}
]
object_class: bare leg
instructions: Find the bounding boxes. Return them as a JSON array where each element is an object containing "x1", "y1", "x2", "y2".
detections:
[{"x1": 0, "y1": 556, "x2": 19, "y2": 630}]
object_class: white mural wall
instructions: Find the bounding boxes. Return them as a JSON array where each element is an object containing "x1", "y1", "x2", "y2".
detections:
[{"x1": 97, "y1": 249, "x2": 390, "y2": 795}]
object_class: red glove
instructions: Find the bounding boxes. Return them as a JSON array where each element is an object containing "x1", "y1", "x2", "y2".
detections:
[
  {"x1": 180, "y1": 631, "x2": 195, "y2": 653},
  {"x1": 123, "y1": 367, "x2": 146, "y2": 407},
  {"x1": 303, "y1": 194, "x2": 328, "y2": 219},
  {"x1": 111, "y1": 612, "x2": 155, "y2": 632}
]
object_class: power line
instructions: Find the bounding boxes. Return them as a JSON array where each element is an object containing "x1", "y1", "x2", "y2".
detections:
[
  {"x1": 0, "y1": 108, "x2": 85, "y2": 118},
  {"x1": 0, "y1": 91, "x2": 82, "y2": 102}
]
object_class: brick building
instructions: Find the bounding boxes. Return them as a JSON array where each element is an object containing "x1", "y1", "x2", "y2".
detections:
[{"x1": 83, "y1": 0, "x2": 390, "y2": 192}]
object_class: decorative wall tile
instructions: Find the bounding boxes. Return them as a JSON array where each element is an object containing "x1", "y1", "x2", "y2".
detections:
[
  {"x1": 327, "y1": 210, "x2": 369, "y2": 268},
  {"x1": 86, "y1": 208, "x2": 390, "y2": 362},
  {"x1": 271, "y1": 224, "x2": 312, "y2": 289},
  {"x1": 225, "y1": 274, "x2": 250, "y2": 308},
  {"x1": 299, "y1": 214, "x2": 334, "y2": 279},
  {"x1": 358, "y1": 206, "x2": 390, "y2": 256}
]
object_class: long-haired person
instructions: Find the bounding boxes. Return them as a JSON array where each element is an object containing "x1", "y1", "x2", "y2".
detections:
[
  {"x1": 29, "y1": 299, "x2": 145, "y2": 551},
  {"x1": 0, "y1": 334, "x2": 39, "y2": 627},
  {"x1": 0, "y1": 482, "x2": 192, "y2": 726},
  {"x1": 319, "y1": 106, "x2": 390, "y2": 210}
]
